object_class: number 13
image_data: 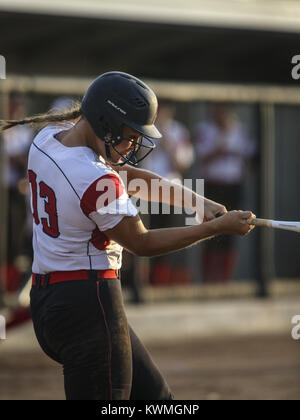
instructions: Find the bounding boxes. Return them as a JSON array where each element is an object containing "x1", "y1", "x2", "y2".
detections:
[{"x1": 28, "y1": 170, "x2": 60, "y2": 238}]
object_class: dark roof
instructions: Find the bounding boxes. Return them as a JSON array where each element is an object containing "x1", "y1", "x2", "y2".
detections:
[{"x1": 1, "y1": 10, "x2": 299, "y2": 84}]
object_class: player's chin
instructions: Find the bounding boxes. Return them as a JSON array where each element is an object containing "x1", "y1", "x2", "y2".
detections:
[
  {"x1": 120, "y1": 150, "x2": 134, "y2": 162},
  {"x1": 112, "y1": 149, "x2": 133, "y2": 164}
]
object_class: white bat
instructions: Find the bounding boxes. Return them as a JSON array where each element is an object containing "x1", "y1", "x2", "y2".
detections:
[{"x1": 247, "y1": 218, "x2": 300, "y2": 233}]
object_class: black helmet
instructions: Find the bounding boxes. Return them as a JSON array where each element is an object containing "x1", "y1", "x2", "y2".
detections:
[{"x1": 81, "y1": 71, "x2": 161, "y2": 166}]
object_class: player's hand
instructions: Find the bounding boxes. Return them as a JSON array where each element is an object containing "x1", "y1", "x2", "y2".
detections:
[
  {"x1": 212, "y1": 210, "x2": 256, "y2": 236},
  {"x1": 202, "y1": 198, "x2": 227, "y2": 222}
]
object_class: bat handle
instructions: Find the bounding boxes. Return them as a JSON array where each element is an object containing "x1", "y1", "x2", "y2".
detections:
[{"x1": 247, "y1": 218, "x2": 273, "y2": 228}]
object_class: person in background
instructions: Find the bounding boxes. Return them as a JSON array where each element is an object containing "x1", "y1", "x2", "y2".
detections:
[
  {"x1": 142, "y1": 101, "x2": 194, "y2": 286},
  {"x1": 50, "y1": 96, "x2": 76, "y2": 114},
  {"x1": 1, "y1": 92, "x2": 34, "y2": 292},
  {"x1": 143, "y1": 100, "x2": 194, "y2": 180},
  {"x1": 194, "y1": 102, "x2": 256, "y2": 284}
]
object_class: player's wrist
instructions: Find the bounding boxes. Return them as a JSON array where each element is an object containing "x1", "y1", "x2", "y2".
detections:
[{"x1": 196, "y1": 217, "x2": 219, "y2": 237}]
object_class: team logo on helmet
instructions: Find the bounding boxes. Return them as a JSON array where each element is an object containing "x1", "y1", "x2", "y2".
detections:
[{"x1": 106, "y1": 100, "x2": 127, "y2": 116}]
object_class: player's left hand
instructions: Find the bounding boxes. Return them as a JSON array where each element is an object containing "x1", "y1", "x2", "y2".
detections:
[{"x1": 200, "y1": 198, "x2": 227, "y2": 223}]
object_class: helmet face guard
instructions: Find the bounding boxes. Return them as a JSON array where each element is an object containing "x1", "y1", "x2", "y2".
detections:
[
  {"x1": 81, "y1": 71, "x2": 161, "y2": 166},
  {"x1": 106, "y1": 134, "x2": 156, "y2": 166}
]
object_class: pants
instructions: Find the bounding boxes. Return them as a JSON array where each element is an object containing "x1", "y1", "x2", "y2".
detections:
[{"x1": 30, "y1": 275, "x2": 173, "y2": 400}]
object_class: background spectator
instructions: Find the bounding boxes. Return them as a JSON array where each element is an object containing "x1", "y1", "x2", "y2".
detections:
[
  {"x1": 1, "y1": 92, "x2": 34, "y2": 292},
  {"x1": 194, "y1": 102, "x2": 256, "y2": 284},
  {"x1": 142, "y1": 101, "x2": 194, "y2": 286}
]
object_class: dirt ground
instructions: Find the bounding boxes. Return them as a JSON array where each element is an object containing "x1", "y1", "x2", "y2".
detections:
[{"x1": 0, "y1": 327, "x2": 299, "y2": 400}]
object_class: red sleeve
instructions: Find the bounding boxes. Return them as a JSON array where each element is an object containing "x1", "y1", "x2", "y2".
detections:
[{"x1": 80, "y1": 174, "x2": 125, "y2": 218}]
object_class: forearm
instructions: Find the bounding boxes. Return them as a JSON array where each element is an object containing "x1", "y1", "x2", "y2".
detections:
[
  {"x1": 137, "y1": 220, "x2": 217, "y2": 257},
  {"x1": 119, "y1": 164, "x2": 201, "y2": 210},
  {"x1": 117, "y1": 164, "x2": 226, "y2": 223},
  {"x1": 105, "y1": 211, "x2": 254, "y2": 259}
]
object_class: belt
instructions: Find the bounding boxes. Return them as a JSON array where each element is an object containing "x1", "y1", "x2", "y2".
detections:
[{"x1": 32, "y1": 269, "x2": 118, "y2": 286}]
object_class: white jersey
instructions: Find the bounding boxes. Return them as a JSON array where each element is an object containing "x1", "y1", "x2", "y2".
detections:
[{"x1": 27, "y1": 123, "x2": 138, "y2": 274}]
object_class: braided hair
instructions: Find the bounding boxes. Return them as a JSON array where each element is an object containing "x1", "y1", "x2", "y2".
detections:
[{"x1": 0, "y1": 100, "x2": 82, "y2": 132}]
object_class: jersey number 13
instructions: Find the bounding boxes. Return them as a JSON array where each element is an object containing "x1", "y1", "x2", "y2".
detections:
[{"x1": 28, "y1": 170, "x2": 60, "y2": 238}]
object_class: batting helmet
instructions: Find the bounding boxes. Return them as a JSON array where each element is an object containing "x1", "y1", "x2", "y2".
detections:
[{"x1": 81, "y1": 71, "x2": 161, "y2": 166}]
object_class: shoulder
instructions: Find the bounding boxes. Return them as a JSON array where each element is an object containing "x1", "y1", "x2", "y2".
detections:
[
  {"x1": 78, "y1": 156, "x2": 126, "y2": 216},
  {"x1": 31, "y1": 123, "x2": 73, "y2": 151},
  {"x1": 74, "y1": 151, "x2": 124, "y2": 194},
  {"x1": 80, "y1": 171, "x2": 128, "y2": 218},
  {"x1": 30, "y1": 123, "x2": 122, "y2": 194}
]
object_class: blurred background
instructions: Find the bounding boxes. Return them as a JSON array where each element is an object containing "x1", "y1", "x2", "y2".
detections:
[{"x1": 0, "y1": 0, "x2": 299, "y2": 400}]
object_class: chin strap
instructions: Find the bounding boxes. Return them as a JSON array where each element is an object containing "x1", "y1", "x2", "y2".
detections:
[
  {"x1": 104, "y1": 136, "x2": 125, "y2": 167},
  {"x1": 104, "y1": 142, "x2": 112, "y2": 161}
]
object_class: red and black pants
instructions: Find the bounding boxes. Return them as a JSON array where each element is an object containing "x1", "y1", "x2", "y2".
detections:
[{"x1": 30, "y1": 271, "x2": 173, "y2": 400}]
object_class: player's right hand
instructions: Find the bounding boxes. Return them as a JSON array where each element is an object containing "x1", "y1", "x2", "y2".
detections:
[{"x1": 213, "y1": 210, "x2": 256, "y2": 236}]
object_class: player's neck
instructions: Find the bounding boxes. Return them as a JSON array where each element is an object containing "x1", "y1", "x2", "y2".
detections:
[
  {"x1": 56, "y1": 119, "x2": 92, "y2": 148},
  {"x1": 55, "y1": 118, "x2": 109, "y2": 162}
]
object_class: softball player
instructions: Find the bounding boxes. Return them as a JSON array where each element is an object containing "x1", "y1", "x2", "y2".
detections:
[{"x1": 0, "y1": 72, "x2": 255, "y2": 400}]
